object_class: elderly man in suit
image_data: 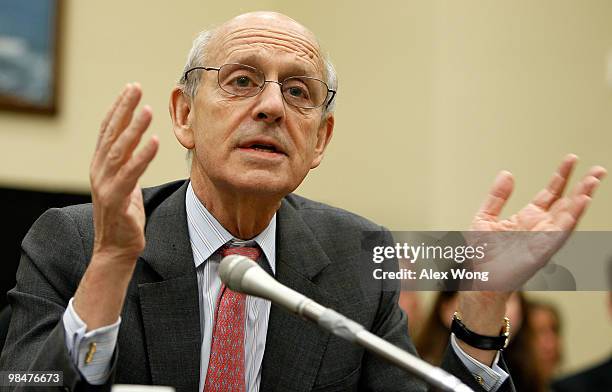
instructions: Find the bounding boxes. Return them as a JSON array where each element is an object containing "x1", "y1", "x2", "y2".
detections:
[{"x1": 0, "y1": 11, "x2": 606, "y2": 392}]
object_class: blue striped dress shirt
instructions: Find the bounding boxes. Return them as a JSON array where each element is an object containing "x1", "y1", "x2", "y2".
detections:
[{"x1": 185, "y1": 182, "x2": 276, "y2": 391}]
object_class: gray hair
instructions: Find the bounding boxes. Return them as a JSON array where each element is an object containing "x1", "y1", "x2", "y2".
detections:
[{"x1": 177, "y1": 29, "x2": 338, "y2": 114}]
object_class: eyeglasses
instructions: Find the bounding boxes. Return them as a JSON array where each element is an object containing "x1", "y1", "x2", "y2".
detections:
[{"x1": 183, "y1": 63, "x2": 337, "y2": 110}]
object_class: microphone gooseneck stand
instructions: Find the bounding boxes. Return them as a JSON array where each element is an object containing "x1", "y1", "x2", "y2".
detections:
[{"x1": 219, "y1": 255, "x2": 474, "y2": 392}]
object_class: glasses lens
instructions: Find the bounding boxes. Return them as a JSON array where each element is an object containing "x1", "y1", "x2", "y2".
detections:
[
  {"x1": 282, "y1": 77, "x2": 328, "y2": 108},
  {"x1": 218, "y1": 64, "x2": 264, "y2": 97}
]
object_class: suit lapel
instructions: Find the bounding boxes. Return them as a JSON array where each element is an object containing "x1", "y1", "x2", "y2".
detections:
[
  {"x1": 137, "y1": 181, "x2": 201, "y2": 391},
  {"x1": 260, "y1": 199, "x2": 336, "y2": 391}
]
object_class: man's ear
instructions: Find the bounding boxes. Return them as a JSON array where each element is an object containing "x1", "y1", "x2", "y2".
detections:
[
  {"x1": 169, "y1": 87, "x2": 194, "y2": 149},
  {"x1": 310, "y1": 113, "x2": 335, "y2": 169}
]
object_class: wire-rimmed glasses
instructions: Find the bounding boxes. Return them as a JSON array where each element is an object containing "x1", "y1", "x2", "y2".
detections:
[{"x1": 183, "y1": 63, "x2": 336, "y2": 110}]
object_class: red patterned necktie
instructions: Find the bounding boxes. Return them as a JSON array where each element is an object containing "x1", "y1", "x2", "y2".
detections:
[{"x1": 204, "y1": 244, "x2": 261, "y2": 392}]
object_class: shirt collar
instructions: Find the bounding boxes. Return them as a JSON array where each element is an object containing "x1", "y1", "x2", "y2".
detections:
[{"x1": 185, "y1": 181, "x2": 276, "y2": 273}]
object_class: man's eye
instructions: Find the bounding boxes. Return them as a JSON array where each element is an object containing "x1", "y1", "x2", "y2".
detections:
[
  {"x1": 288, "y1": 86, "x2": 305, "y2": 97},
  {"x1": 235, "y1": 76, "x2": 252, "y2": 87}
]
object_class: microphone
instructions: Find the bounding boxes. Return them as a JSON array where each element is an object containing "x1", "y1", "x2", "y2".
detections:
[{"x1": 219, "y1": 255, "x2": 474, "y2": 392}]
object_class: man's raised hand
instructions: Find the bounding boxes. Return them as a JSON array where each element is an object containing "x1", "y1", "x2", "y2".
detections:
[
  {"x1": 90, "y1": 83, "x2": 159, "y2": 262},
  {"x1": 456, "y1": 155, "x2": 606, "y2": 365},
  {"x1": 73, "y1": 83, "x2": 159, "y2": 330}
]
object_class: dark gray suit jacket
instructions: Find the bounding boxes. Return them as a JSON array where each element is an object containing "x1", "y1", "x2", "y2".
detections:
[{"x1": 0, "y1": 180, "x2": 513, "y2": 391}]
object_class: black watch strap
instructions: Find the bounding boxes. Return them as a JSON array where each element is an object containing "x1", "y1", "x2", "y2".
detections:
[{"x1": 451, "y1": 312, "x2": 510, "y2": 351}]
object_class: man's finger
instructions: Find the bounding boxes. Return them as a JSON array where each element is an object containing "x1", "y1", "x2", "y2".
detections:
[
  {"x1": 570, "y1": 166, "x2": 607, "y2": 198},
  {"x1": 560, "y1": 195, "x2": 591, "y2": 229},
  {"x1": 475, "y1": 171, "x2": 514, "y2": 220},
  {"x1": 574, "y1": 176, "x2": 601, "y2": 199},
  {"x1": 114, "y1": 136, "x2": 160, "y2": 196},
  {"x1": 99, "y1": 83, "x2": 143, "y2": 154},
  {"x1": 563, "y1": 165, "x2": 606, "y2": 224},
  {"x1": 99, "y1": 106, "x2": 153, "y2": 180},
  {"x1": 96, "y1": 84, "x2": 131, "y2": 151},
  {"x1": 531, "y1": 154, "x2": 577, "y2": 210}
]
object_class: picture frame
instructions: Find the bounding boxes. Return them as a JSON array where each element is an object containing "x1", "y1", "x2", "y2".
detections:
[{"x1": 0, "y1": 0, "x2": 61, "y2": 115}]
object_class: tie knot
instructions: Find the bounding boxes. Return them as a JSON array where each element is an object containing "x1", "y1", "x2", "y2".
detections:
[{"x1": 221, "y1": 243, "x2": 261, "y2": 261}]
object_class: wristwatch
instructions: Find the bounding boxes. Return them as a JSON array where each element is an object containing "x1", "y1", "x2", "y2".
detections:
[{"x1": 451, "y1": 311, "x2": 511, "y2": 350}]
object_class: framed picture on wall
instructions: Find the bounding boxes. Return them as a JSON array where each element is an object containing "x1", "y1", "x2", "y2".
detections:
[{"x1": 0, "y1": 0, "x2": 61, "y2": 115}]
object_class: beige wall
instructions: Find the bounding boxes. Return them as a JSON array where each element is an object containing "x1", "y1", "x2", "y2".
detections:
[{"x1": 1, "y1": 0, "x2": 610, "y2": 376}]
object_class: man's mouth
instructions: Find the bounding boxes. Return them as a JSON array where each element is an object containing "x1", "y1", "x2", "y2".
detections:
[
  {"x1": 248, "y1": 143, "x2": 279, "y2": 153},
  {"x1": 239, "y1": 139, "x2": 287, "y2": 156}
]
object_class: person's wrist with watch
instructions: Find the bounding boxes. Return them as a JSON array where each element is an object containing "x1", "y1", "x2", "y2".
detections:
[{"x1": 451, "y1": 311, "x2": 511, "y2": 351}]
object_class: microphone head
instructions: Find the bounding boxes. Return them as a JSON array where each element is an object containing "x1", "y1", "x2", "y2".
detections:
[{"x1": 219, "y1": 255, "x2": 258, "y2": 292}]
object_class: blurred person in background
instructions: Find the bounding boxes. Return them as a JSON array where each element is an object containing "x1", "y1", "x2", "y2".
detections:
[
  {"x1": 528, "y1": 302, "x2": 563, "y2": 389},
  {"x1": 398, "y1": 291, "x2": 423, "y2": 338},
  {"x1": 504, "y1": 300, "x2": 563, "y2": 392},
  {"x1": 551, "y1": 259, "x2": 612, "y2": 391},
  {"x1": 414, "y1": 291, "x2": 458, "y2": 365}
]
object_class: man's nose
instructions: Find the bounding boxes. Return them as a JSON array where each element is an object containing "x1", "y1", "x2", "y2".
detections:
[{"x1": 252, "y1": 81, "x2": 285, "y2": 123}]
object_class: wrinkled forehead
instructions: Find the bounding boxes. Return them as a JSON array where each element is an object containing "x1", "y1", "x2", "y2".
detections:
[{"x1": 208, "y1": 13, "x2": 325, "y2": 78}]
